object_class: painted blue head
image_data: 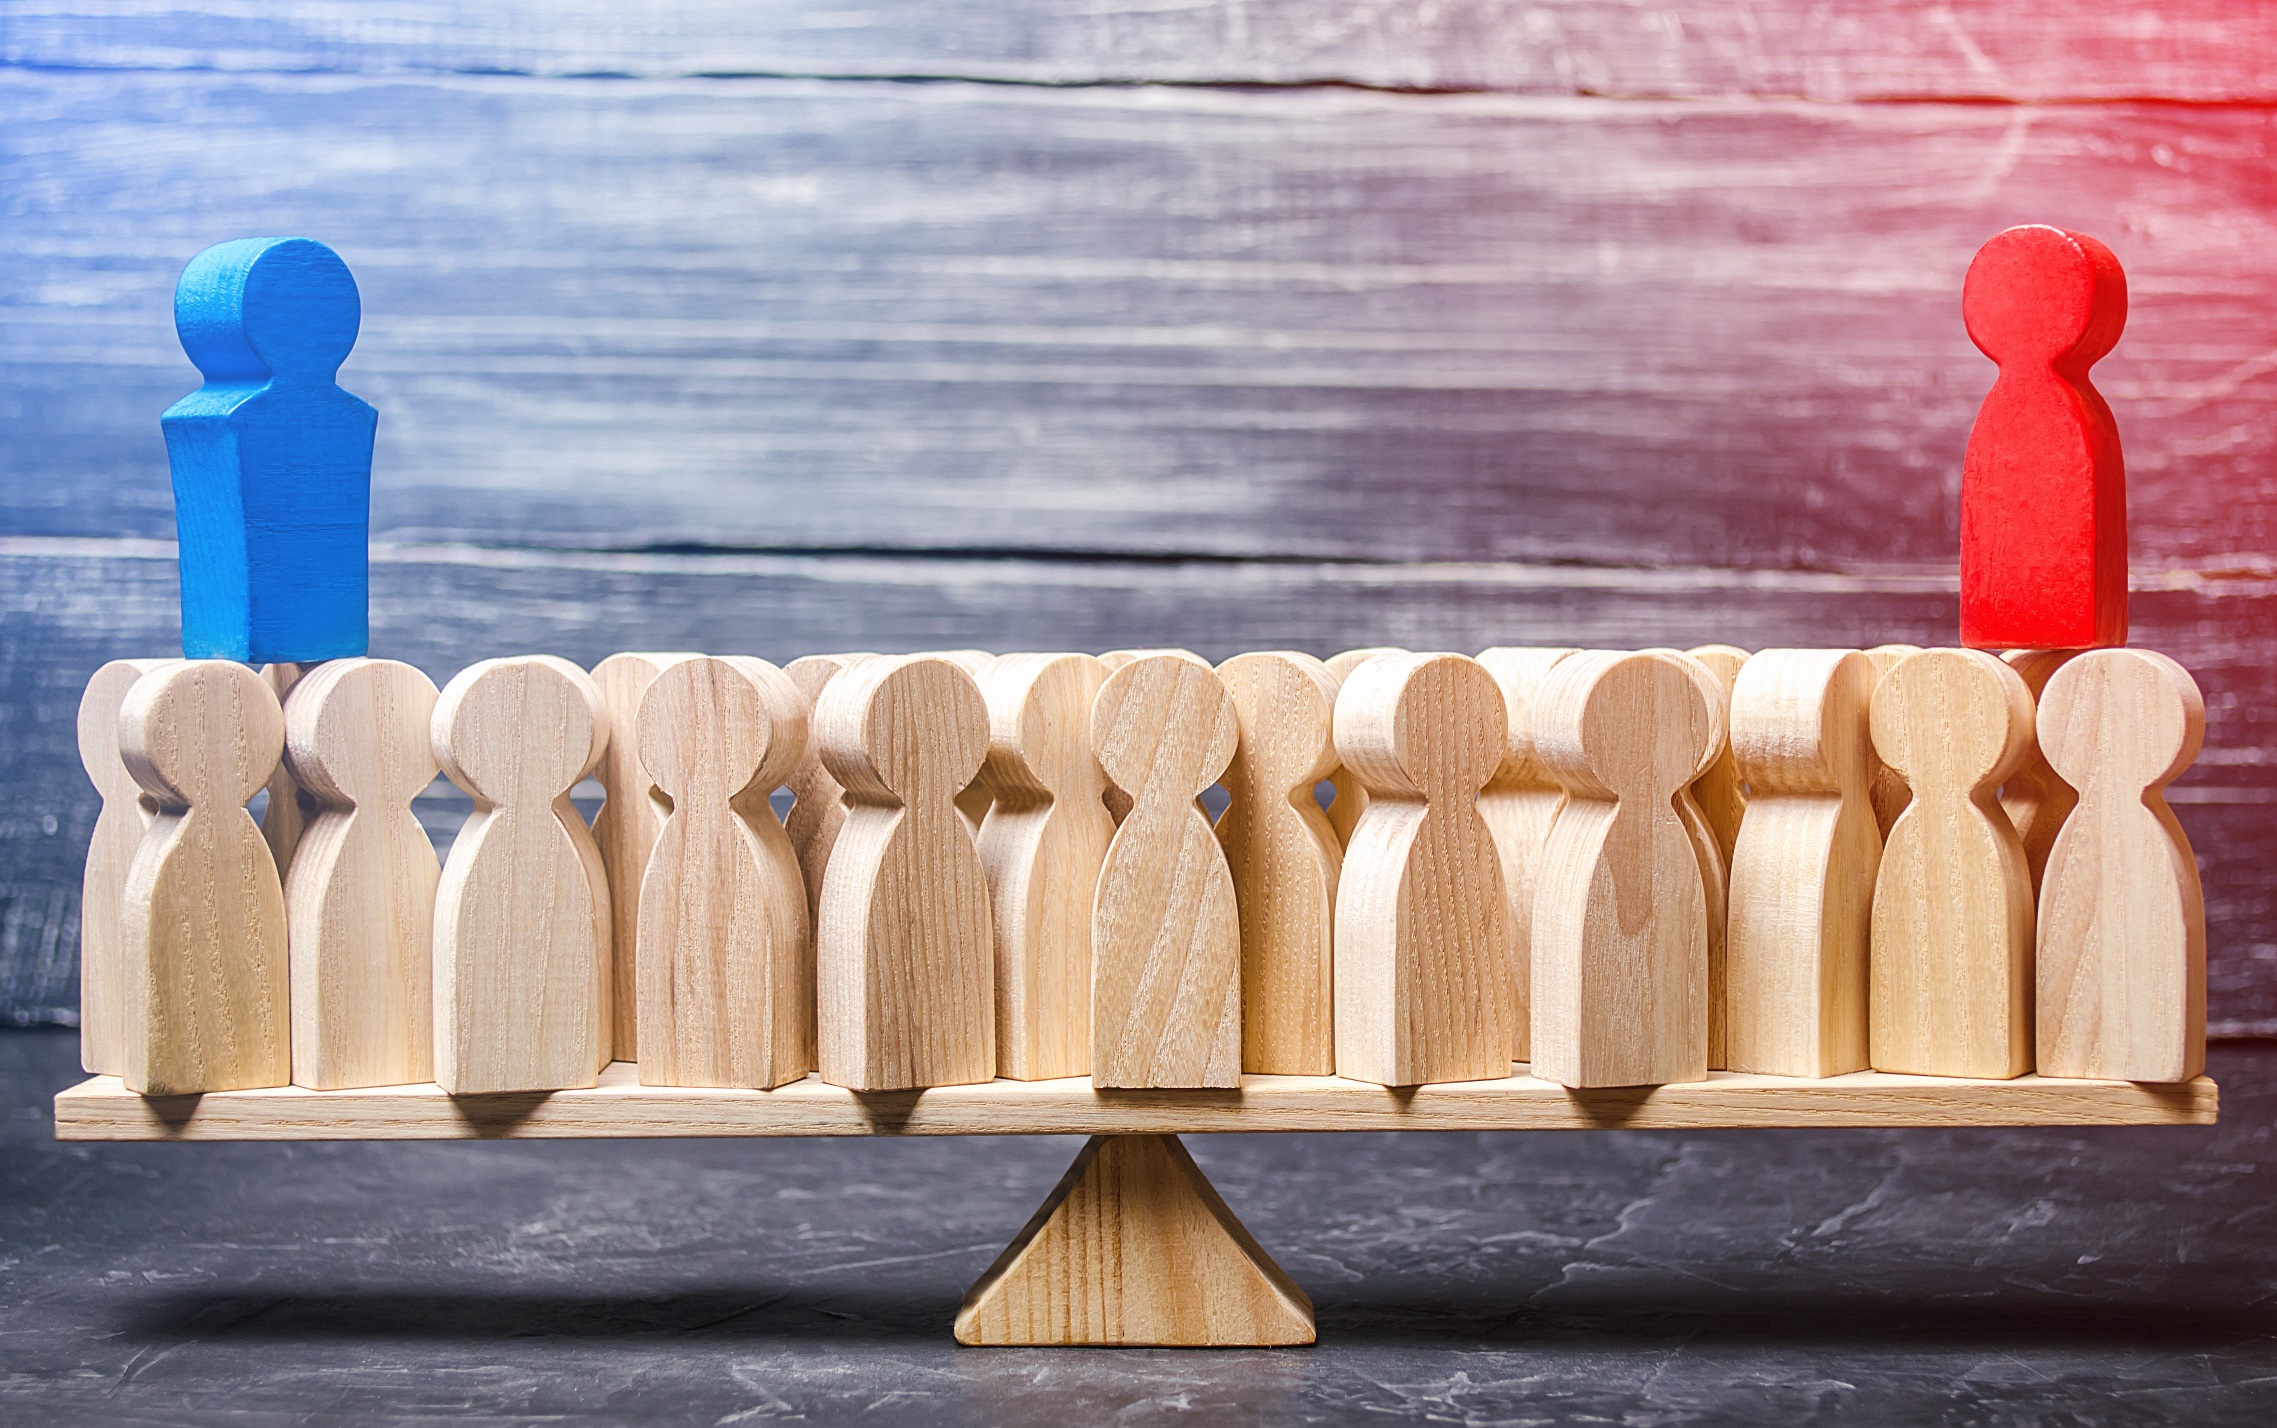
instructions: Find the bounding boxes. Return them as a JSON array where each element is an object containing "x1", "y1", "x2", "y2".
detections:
[{"x1": 173, "y1": 237, "x2": 361, "y2": 386}]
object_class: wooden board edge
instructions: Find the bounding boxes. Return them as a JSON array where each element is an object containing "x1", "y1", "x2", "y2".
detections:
[{"x1": 52, "y1": 1066, "x2": 2219, "y2": 1141}]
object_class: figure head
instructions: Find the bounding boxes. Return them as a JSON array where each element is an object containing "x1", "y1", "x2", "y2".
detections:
[
  {"x1": 1963, "y1": 225, "x2": 2127, "y2": 374},
  {"x1": 175, "y1": 237, "x2": 361, "y2": 386}
]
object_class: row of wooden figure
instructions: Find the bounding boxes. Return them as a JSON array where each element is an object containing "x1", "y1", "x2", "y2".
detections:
[{"x1": 75, "y1": 641, "x2": 2205, "y2": 1100}]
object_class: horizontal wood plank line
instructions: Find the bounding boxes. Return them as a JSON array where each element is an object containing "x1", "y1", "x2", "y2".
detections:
[
  {"x1": 11, "y1": 72, "x2": 2276, "y2": 569},
  {"x1": 52, "y1": 1064, "x2": 2220, "y2": 1140},
  {"x1": 12, "y1": 2, "x2": 2277, "y2": 104},
  {"x1": 15, "y1": 538, "x2": 2277, "y2": 599}
]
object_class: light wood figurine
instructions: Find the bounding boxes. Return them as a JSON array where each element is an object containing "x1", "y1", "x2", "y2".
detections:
[
  {"x1": 1862, "y1": 644, "x2": 1921, "y2": 839},
  {"x1": 117, "y1": 659, "x2": 291, "y2": 1094},
  {"x1": 431, "y1": 655, "x2": 613, "y2": 1094},
  {"x1": 1724, "y1": 649, "x2": 1881, "y2": 1078},
  {"x1": 975, "y1": 652, "x2": 1113, "y2": 1081},
  {"x1": 1091, "y1": 653, "x2": 1242, "y2": 1088},
  {"x1": 1215, "y1": 650, "x2": 1342, "y2": 1075},
  {"x1": 76, "y1": 656, "x2": 166, "y2": 1075},
  {"x1": 1475, "y1": 646, "x2": 1578, "y2": 1061},
  {"x1": 281, "y1": 658, "x2": 442, "y2": 1090},
  {"x1": 636, "y1": 656, "x2": 813, "y2": 1089},
  {"x1": 1530, "y1": 651, "x2": 1719, "y2": 1088},
  {"x1": 1868, "y1": 648, "x2": 2036, "y2": 1079},
  {"x1": 784, "y1": 654, "x2": 871, "y2": 934},
  {"x1": 590, "y1": 651, "x2": 699, "y2": 1061},
  {"x1": 2000, "y1": 648, "x2": 2082, "y2": 893},
  {"x1": 1323, "y1": 647, "x2": 1406, "y2": 847},
  {"x1": 2035, "y1": 649, "x2": 2206, "y2": 1082},
  {"x1": 814, "y1": 655, "x2": 995, "y2": 1091},
  {"x1": 1333, "y1": 652, "x2": 1515, "y2": 1086},
  {"x1": 258, "y1": 661, "x2": 313, "y2": 878}
]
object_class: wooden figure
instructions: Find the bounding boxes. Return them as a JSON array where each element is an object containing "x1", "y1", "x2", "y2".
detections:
[
  {"x1": 1531, "y1": 651, "x2": 1719, "y2": 1089},
  {"x1": 117, "y1": 660, "x2": 290, "y2": 1094},
  {"x1": 280, "y1": 658, "x2": 441, "y2": 1089},
  {"x1": 1098, "y1": 649, "x2": 1211, "y2": 824},
  {"x1": 1323, "y1": 647, "x2": 1407, "y2": 847},
  {"x1": 75, "y1": 657, "x2": 166, "y2": 1076},
  {"x1": 431, "y1": 656, "x2": 613, "y2": 1094},
  {"x1": 1960, "y1": 225, "x2": 2128, "y2": 651},
  {"x1": 1685, "y1": 645, "x2": 1749, "y2": 870},
  {"x1": 2035, "y1": 649, "x2": 2206, "y2": 1082},
  {"x1": 1862, "y1": 645, "x2": 1922, "y2": 838},
  {"x1": 956, "y1": 1133, "x2": 1314, "y2": 1346},
  {"x1": 1724, "y1": 650, "x2": 1881, "y2": 1077},
  {"x1": 590, "y1": 651, "x2": 699, "y2": 1062},
  {"x1": 1334, "y1": 653, "x2": 1515, "y2": 1086},
  {"x1": 1655, "y1": 649, "x2": 1736, "y2": 1068},
  {"x1": 1215, "y1": 650, "x2": 1341, "y2": 1075},
  {"x1": 635, "y1": 657, "x2": 813, "y2": 1089},
  {"x1": 1869, "y1": 649, "x2": 2036, "y2": 1079},
  {"x1": 2000, "y1": 649, "x2": 2081, "y2": 893},
  {"x1": 1091, "y1": 654, "x2": 1242, "y2": 1088},
  {"x1": 257, "y1": 661, "x2": 314, "y2": 878},
  {"x1": 1475, "y1": 646, "x2": 1578, "y2": 1061},
  {"x1": 917, "y1": 650, "x2": 998, "y2": 832},
  {"x1": 814, "y1": 655, "x2": 995, "y2": 1091},
  {"x1": 784, "y1": 654, "x2": 871, "y2": 934},
  {"x1": 163, "y1": 238, "x2": 375, "y2": 664},
  {"x1": 975, "y1": 653, "x2": 1113, "y2": 1081}
]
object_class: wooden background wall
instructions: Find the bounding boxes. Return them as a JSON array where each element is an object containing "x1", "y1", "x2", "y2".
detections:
[{"x1": 7, "y1": 2, "x2": 2277, "y2": 1031}]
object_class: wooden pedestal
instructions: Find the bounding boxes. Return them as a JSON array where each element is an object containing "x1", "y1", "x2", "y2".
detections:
[{"x1": 955, "y1": 1133, "x2": 1314, "y2": 1347}]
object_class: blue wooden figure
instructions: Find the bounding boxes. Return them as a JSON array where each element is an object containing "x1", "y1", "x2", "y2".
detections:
[{"x1": 163, "y1": 237, "x2": 375, "y2": 663}]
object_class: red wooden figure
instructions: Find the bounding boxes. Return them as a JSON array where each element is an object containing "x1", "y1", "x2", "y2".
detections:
[{"x1": 1959, "y1": 225, "x2": 2129, "y2": 651}]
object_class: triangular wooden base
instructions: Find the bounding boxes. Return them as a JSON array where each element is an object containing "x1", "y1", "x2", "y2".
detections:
[{"x1": 955, "y1": 1133, "x2": 1315, "y2": 1346}]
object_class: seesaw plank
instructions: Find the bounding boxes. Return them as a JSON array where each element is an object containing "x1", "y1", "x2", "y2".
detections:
[{"x1": 54, "y1": 1064, "x2": 2215, "y2": 1141}]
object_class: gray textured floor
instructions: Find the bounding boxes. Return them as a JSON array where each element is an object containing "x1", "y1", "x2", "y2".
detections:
[{"x1": 3, "y1": 1029, "x2": 2273, "y2": 1426}]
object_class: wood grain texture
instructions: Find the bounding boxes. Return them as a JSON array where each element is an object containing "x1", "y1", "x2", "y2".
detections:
[
  {"x1": 633, "y1": 656, "x2": 812, "y2": 1089},
  {"x1": 954, "y1": 1133, "x2": 1315, "y2": 1347},
  {"x1": 1657, "y1": 649, "x2": 1737, "y2": 1069},
  {"x1": 2001, "y1": 649, "x2": 2083, "y2": 895},
  {"x1": 1724, "y1": 650, "x2": 1881, "y2": 1077},
  {"x1": 589, "y1": 651, "x2": 699, "y2": 1061},
  {"x1": 1474, "y1": 646, "x2": 1578, "y2": 1061},
  {"x1": 1090, "y1": 655, "x2": 1242, "y2": 1088},
  {"x1": 782, "y1": 653, "x2": 870, "y2": 936},
  {"x1": 52, "y1": 1063, "x2": 2220, "y2": 1142},
  {"x1": 10, "y1": 550, "x2": 2277, "y2": 1034},
  {"x1": 430, "y1": 655, "x2": 612, "y2": 1094},
  {"x1": 116, "y1": 659, "x2": 290, "y2": 1094},
  {"x1": 1333, "y1": 653, "x2": 1515, "y2": 1086},
  {"x1": 1215, "y1": 651, "x2": 1342, "y2": 1076},
  {"x1": 813, "y1": 655, "x2": 994, "y2": 1091},
  {"x1": 1862, "y1": 645, "x2": 1923, "y2": 840},
  {"x1": 15, "y1": 75, "x2": 2277, "y2": 579},
  {"x1": 974, "y1": 653, "x2": 1111, "y2": 1081},
  {"x1": 1869, "y1": 649, "x2": 2036, "y2": 1079},
  {"x1": 1531, "y1": 651, "x2": 1719, "y2": 1089},
  {"x1": 1322, "y1": 648, "x2": 1407, "y2": 849},
  {"x1": 74, "y1": 656, "x2": 165, "y2": 1074},
  {"x1": 2036, "y1": 649, "x2": 2208, "y2": 1083},
  {"x1": 279, "y1": 657, "x2": 440, "y2": 1090},
  {"x1": 16, "y1": 2, "x2": 2277, "y2": 101},
  {"x1": 916, "y1": 649, "x2": 998, "y2": 833},
  {"x1": 1685, "y1": 646, "x2": 1750, "y2": 872}
]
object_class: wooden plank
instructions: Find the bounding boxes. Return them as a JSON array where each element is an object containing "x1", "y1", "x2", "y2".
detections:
[
  {"x1": 9, "y1": 541, "x2": 2277, "y2": 1033},
  {"x1": 50, "y1": 1062, "x2": 2219, "y2": 1140},
  {"x1": 11, "y1": 2, "x2": 2277, "y2": 101},
  {"x1": 8, "y1": 74, "x2": 2277, "y2": 575}
]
